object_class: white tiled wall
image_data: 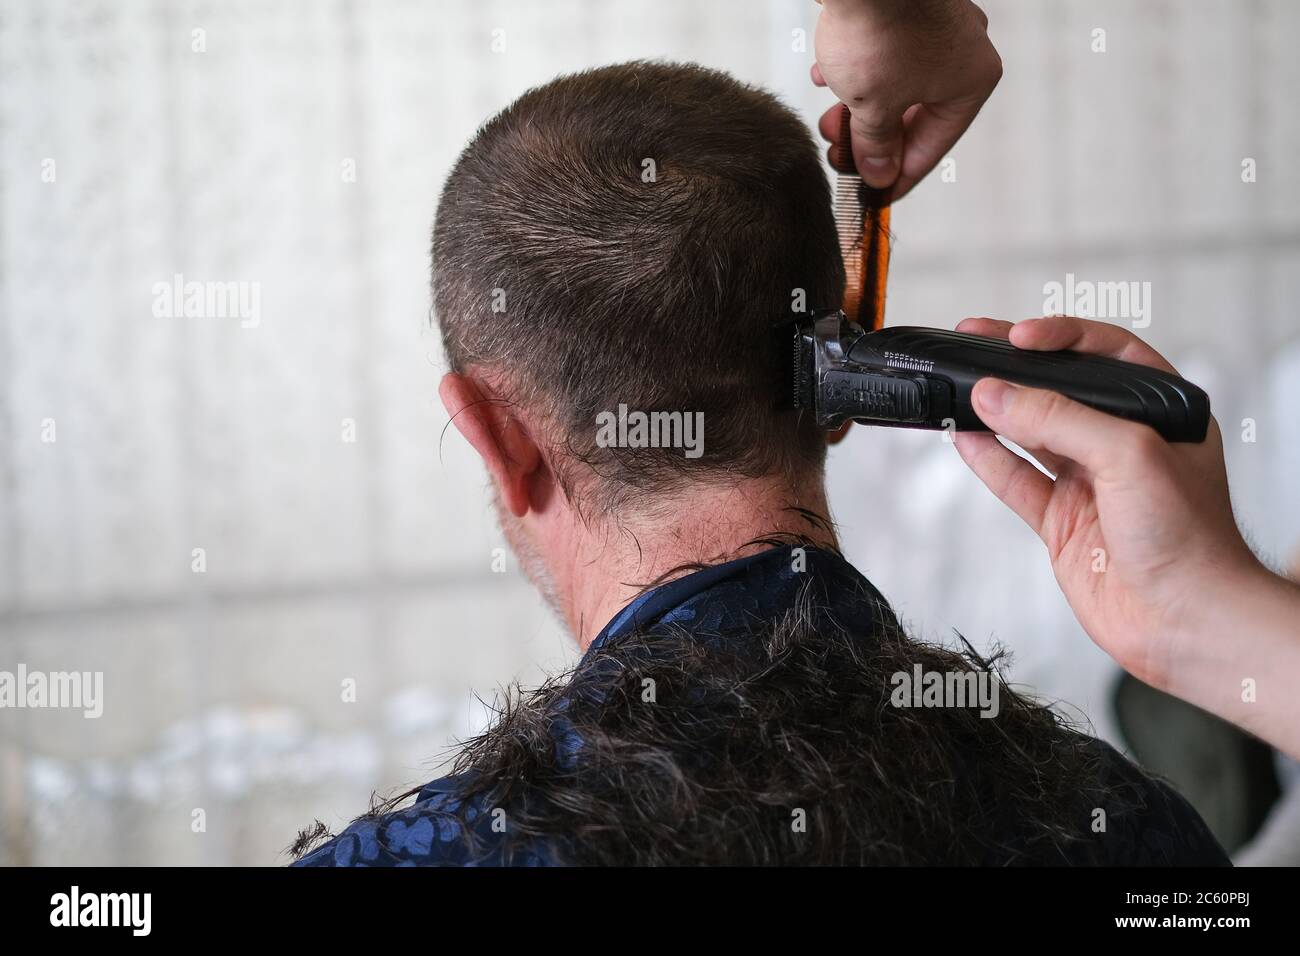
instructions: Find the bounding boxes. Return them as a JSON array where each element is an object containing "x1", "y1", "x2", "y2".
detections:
[{"x1": 1, "y1": 0, "x2": 1297, "y2": 865}]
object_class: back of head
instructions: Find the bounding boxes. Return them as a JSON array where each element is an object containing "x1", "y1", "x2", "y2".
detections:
[{"x1": 433, "y1": 61, "x2": 843, "y2": 512}]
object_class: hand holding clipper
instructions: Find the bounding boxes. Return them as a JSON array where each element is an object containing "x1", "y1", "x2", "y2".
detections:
[{"x1": 788, "y1": 311, "x2": 1210, "y2": 442}]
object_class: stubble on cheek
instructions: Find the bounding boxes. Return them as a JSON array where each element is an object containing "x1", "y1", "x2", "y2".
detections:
[{"x1": 491, "y1": 489, "x2": 567, "y2": 629}]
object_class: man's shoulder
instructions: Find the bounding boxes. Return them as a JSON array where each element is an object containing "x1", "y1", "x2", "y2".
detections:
[
  {"x1": 1071, "y1": 736, "x2": 1230, "y2": 866},
  {"x1": 290, "y1": 775, "x2": 553, "y2": 868}
]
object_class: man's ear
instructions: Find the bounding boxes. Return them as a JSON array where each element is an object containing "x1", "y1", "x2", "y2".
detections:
[{"x1": 439, "y1": 372, "x2": 542, "y2": 518}]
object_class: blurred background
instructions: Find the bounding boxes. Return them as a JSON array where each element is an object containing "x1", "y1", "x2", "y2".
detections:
[{"x1": 1, "y1": 0, "x2": 1297, "y2": 865}]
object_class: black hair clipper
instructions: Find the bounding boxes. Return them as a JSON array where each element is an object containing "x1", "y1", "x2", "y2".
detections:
[
  {"x1": 803, "y1": 104, "x2": 1209, "y2": 442},
  {"x1": 786, "y1": 311, "x2": 1210, "y2": 442}
]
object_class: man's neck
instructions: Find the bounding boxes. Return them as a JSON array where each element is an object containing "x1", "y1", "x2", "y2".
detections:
[{"x1": 554, "y1": 479, "x2": 837, "y2": 650}]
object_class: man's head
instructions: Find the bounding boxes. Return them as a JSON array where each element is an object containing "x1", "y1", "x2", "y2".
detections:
[{"x1": 435, "y1": 61, "x2": 844, "y2": 633}]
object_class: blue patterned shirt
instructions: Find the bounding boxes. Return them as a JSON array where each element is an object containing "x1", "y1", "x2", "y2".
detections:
[{"x1": 293, "y1": 546, "x2": 1228, "y2": 867}]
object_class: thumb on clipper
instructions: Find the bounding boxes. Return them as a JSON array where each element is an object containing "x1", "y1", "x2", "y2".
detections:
[{"x1": 970, "y1": 377, "x2": 1147, "y2": 478}]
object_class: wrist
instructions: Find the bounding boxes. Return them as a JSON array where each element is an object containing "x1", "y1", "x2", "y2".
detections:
[
  {"x1": 1188, "y1": 559, "x2": 1298, "y2": 648},
  {"x1": 1162, "y1": 560, "x2": 1300, "y2": 737}
]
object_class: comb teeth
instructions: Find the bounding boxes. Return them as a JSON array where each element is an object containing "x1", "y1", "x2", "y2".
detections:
[
  {"x1": 832, "y1": 105, "x2": 856, "y2": 174},
  {"x1": 834, "y1": 174, "x2": 867, "y2": 323},
  {"x1": 791, "y1": 327, "x2": 812, "y2": 410}
]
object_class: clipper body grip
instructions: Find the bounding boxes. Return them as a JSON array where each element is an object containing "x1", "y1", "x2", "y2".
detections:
[{"x1": 791, "y1": 314, "x2": 1210, "y2": 443}]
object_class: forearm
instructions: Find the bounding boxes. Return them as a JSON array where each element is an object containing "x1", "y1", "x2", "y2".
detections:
[{"x1": 1165, "y1": 565, "x2": 1300, "y2": 759}]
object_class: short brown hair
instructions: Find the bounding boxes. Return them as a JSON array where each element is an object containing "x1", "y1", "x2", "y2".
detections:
[{"x1": 433, "y1": 61, "x2": 843, "y2": 512}]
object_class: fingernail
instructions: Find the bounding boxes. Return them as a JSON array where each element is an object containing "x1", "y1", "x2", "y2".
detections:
[
  {"x1": 977, "y1": 378, "x2": 1014, "y2": 414},
  {"x1": 861, "y1": 155, "x2": 895, "y2": 170}
]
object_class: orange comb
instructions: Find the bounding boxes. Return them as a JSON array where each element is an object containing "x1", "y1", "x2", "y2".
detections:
[{"x1": 831, "y1": 106, "x2": 891, "y2": 330}]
